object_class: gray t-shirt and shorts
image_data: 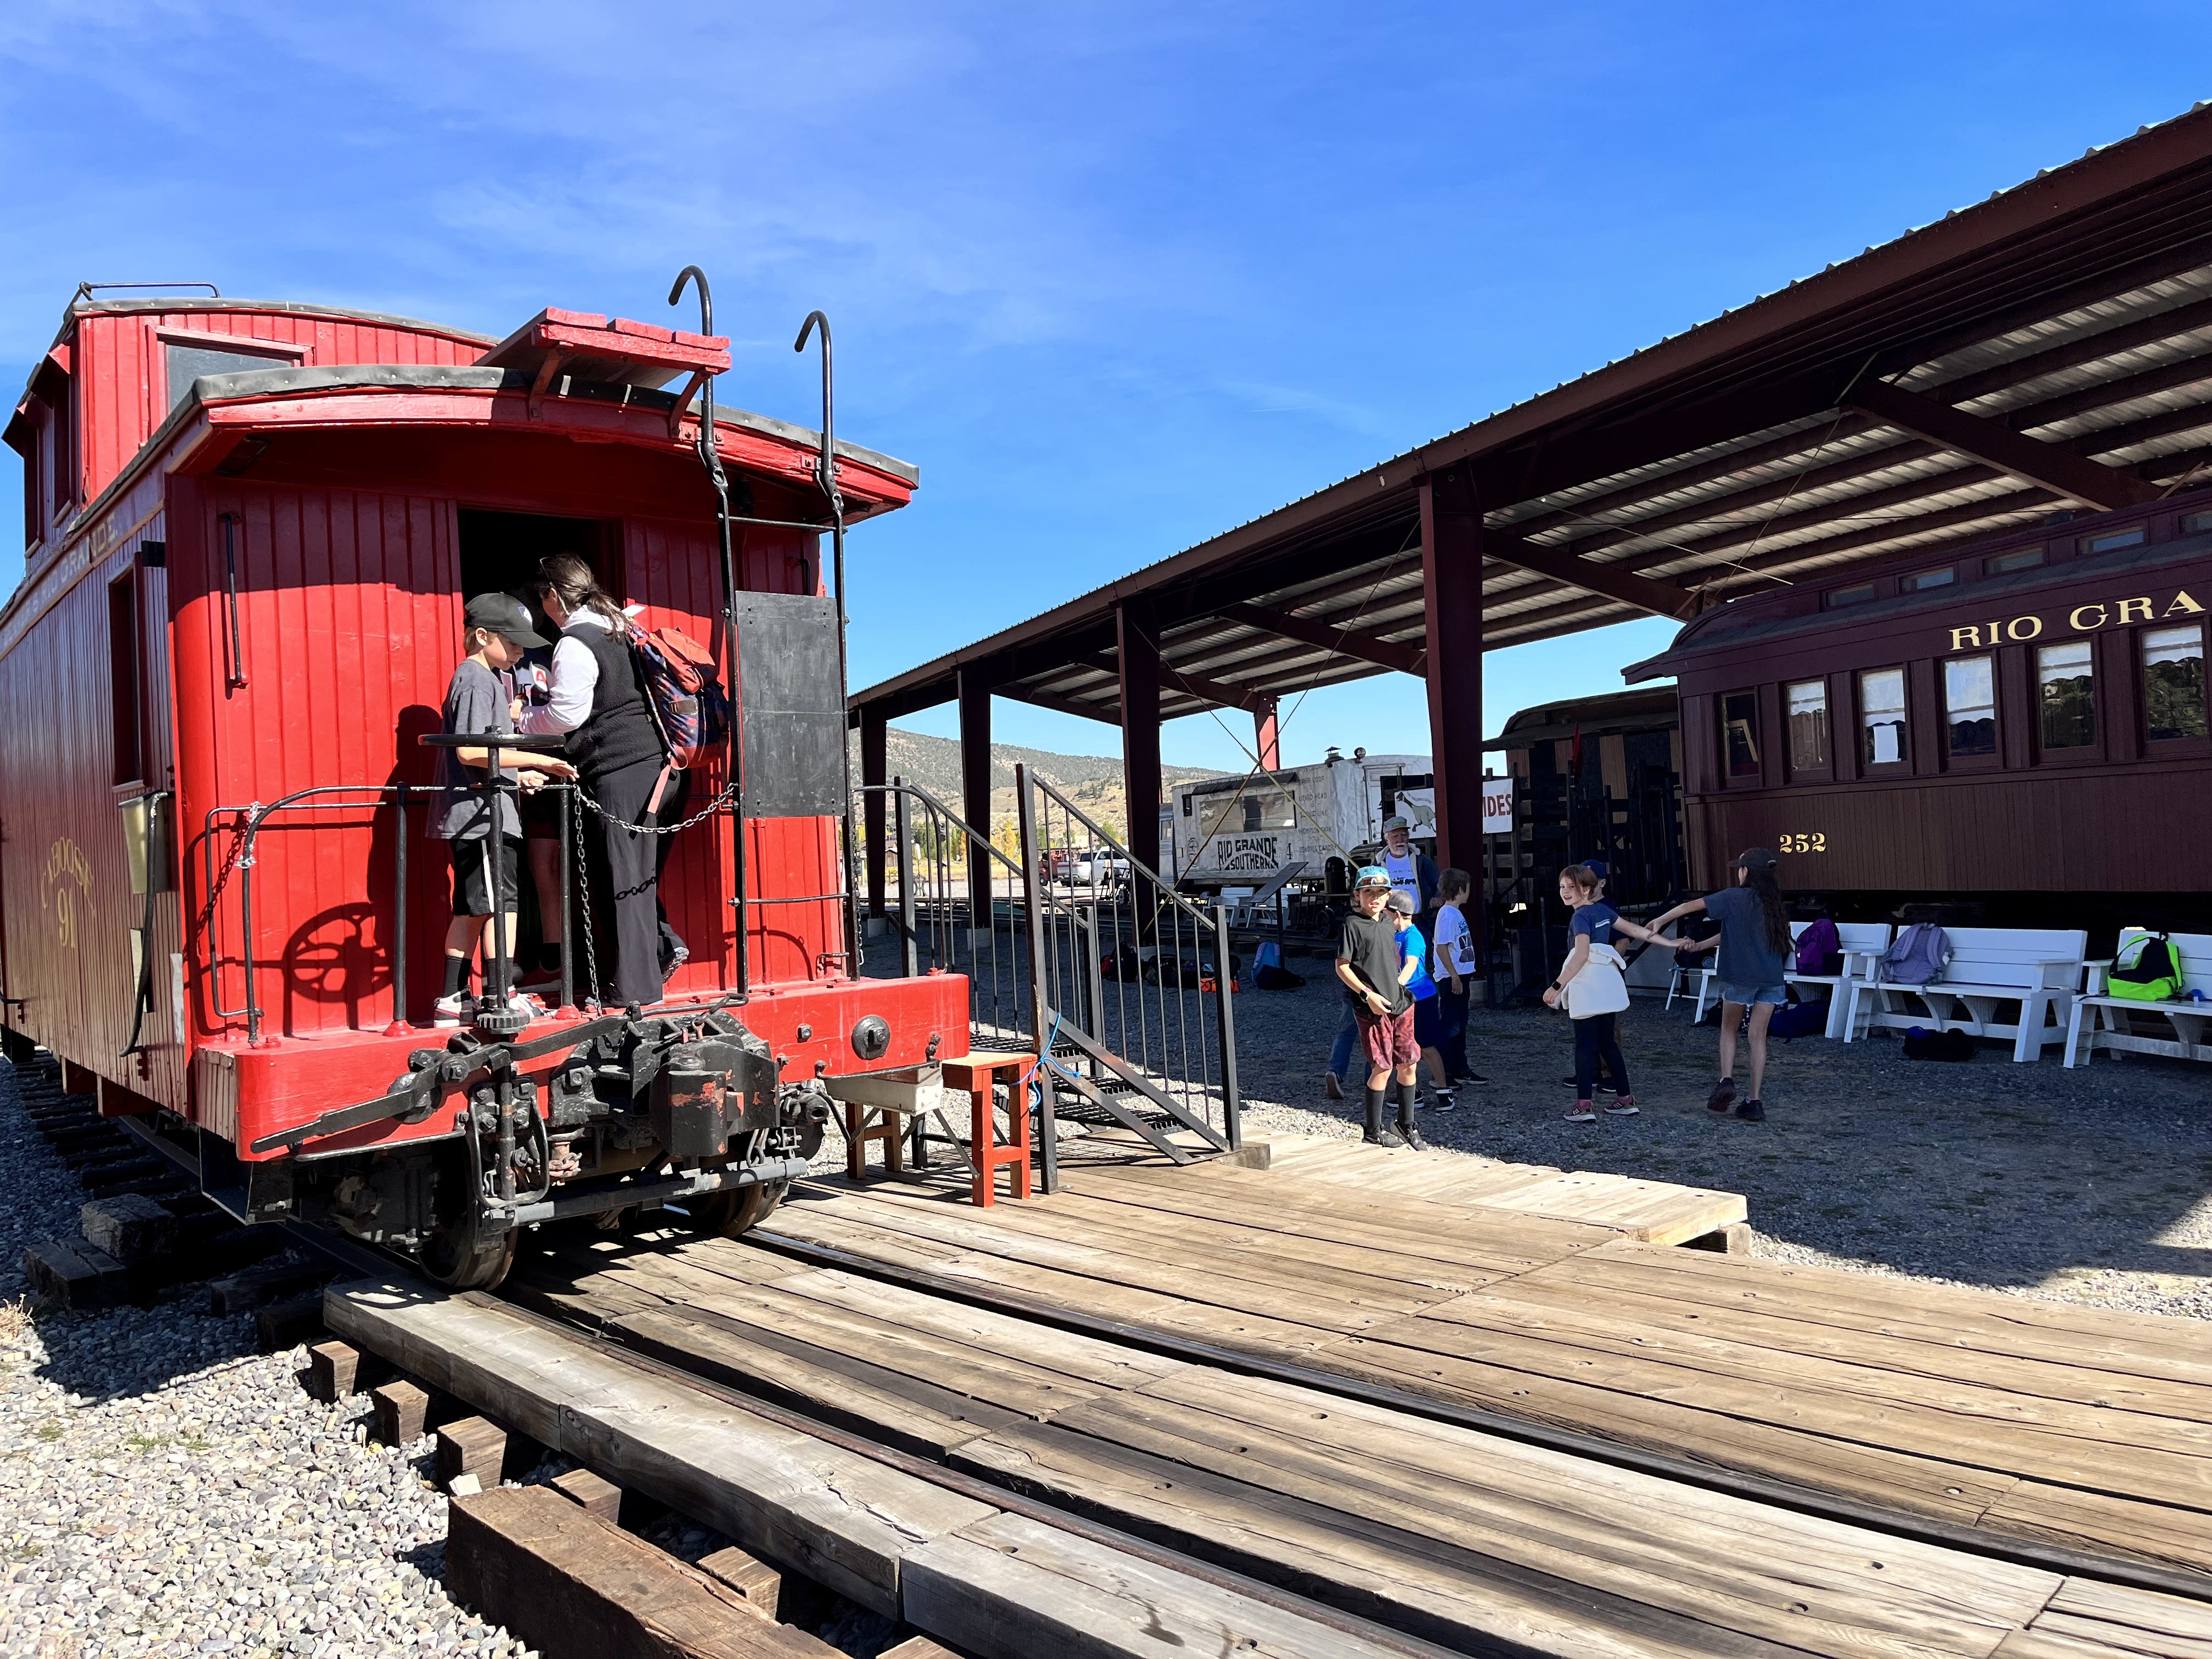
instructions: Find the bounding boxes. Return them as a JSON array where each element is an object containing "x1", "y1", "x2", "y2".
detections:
[
  {"x1": 1706, "y1": 885, "x2": 1790, "y2": 1006},
  {"x1": 436, "y1": 658, "x2": 523, "y2": 916}
]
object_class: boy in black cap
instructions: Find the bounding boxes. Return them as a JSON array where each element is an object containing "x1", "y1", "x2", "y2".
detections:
[{"x1": 433, "y1": 594, "x2": 574, "y2": 1025}]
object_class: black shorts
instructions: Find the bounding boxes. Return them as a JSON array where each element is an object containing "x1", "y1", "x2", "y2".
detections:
[{"x1": 449, "y1": 835, "x2": 523, "y2": 917}]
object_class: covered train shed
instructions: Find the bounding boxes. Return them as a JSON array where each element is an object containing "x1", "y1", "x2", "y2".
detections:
[{"x1": 853, "y1": 101, "x2": 2212, "y2": 936}]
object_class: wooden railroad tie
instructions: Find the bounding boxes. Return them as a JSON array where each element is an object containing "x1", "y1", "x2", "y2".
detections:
[
  {"x1": 255, "y1": 1294, "x2": 327, "y2": 1355},
  {"x1": 436, "y1": 1415, "x2": 511, "y2": 1496},
  {"x1": 371, "y1": 1379, "x2": 431, "y2": 1446},
  {"x1": 444, "y1": 1485, "x2": 839, "y2": 1657},
  {"x1": 304, "y1": 1340, "x2": 360, "y2": 1404},
  {"x1": 79, "y1": 1194, "x2": 177, "y2": 1262},
  {"x1": 548, "y1": 1467, "x2": 622, "y2": 1520},
  {"x1": 696, "y1": 1544, "x2": 782, "y2": 1620}
]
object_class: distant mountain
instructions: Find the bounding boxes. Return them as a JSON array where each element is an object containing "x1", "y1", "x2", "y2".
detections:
[{"x1": 850, "y1": 726, "x2": 1222, "y2": 838}]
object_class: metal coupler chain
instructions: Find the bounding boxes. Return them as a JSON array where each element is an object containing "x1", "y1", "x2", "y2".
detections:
[{"x1": 569, "y1": 777, "x2": 740, "y2": 837}]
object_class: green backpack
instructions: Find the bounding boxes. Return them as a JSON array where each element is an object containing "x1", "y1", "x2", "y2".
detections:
[{"x1": 2109, "y1": 932, "x2": 2182, "y2": 1003}]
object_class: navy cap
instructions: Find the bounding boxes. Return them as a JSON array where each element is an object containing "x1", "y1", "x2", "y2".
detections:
[{"x1": 464, "y1": 592, "x2": 549, "y2": 648}]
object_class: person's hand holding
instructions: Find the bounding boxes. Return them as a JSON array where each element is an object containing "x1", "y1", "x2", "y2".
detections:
[
  {"x1": 517, "y1": 769, "x2": 548, "y2": 793},
  {"x1": 1542, "y1": 985, "x2": 1561, "y2": 1009},
  {"x1": 531, "y1": 756, "x2": 578, "y2": 780},
  {"x1": 1365, "y1": 990, "x2": 1388, "y2": 1017}
]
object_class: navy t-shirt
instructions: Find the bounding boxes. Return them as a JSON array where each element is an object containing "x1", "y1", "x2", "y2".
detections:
[
  {"x1": 1707, "y1": 885, "x2": 1790, "y2": 988},
  {"x1": 1571, "y1": 900, "x2": 1619, "y2": 951}
]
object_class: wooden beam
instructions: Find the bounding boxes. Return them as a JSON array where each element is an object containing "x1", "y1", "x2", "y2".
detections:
[
  {"x1": 1218, "y1": 602, "x2": 1426, "y2": 675},
  {"x1": 1846, "y1": 377, "x2": 2162, "y2": 512},
  {"x1": 1480, "y1": 533, "x2": 1698, "y2": 619}
]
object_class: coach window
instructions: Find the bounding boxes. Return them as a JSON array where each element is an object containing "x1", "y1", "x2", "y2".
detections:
[
  {"x1": 1943, "y1": 656, "x2": 1997, "y2": 760},
  {"x1": 16, "y1": 407, "x2": 41, "y2": 545},
  {"x1": 1825, "y1": 582, "x2": 1877, "y2": 610},
  {"x1": 1720, "y1": 691, "x2": 1761, "y2": 781},
  {"x1": 1858, "y1": 668, "x2": 1908, "y2": 769},
  {"x1": 1900, "y1": 566, "x2": 1955, "y2": 594},
  {"x1": 1785, "y1": 680, "x2": 1827, "y2": 774},
  {"x1": 1985, "y1": 545, "x2": 2045, "y2": 575},
  {"x1": 108, "y1": 571, "x2": 144, "y2": 786},
  {"x1": 2143, "y1": 624, "x2": 2208, "y2": 742},
  {"x1": 2081, "y1": 526, "x2": 2146, "y2": 555},
  {"x1": 2183, "y1": 510, "x2": 2212, "y2": 536},
  {"x1": 2036, "y1": 641, "x2": 2096, "y2": 751}
]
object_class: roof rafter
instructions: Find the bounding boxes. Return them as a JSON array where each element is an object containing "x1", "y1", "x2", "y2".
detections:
[
  {"x1": 1846, "y1": 378, "x2": 2163, "y2": 511},
  {"x1": 1218, "y1": 601, "x2": 1427, "y2": 675}
]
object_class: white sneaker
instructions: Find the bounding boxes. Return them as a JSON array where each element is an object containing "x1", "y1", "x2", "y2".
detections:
[{"x1": 432, "y1": 993, "x2": 472, "y2": 1029}]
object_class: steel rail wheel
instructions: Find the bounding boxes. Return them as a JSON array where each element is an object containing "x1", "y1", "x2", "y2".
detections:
[{"x1": 668, "y1": 1177, "x2": 788, "y2": 1238}]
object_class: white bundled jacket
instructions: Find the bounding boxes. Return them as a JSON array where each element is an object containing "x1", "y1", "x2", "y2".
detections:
[{"x1": 1564, "y1": 941, "x2": 1630, "y2": 1019}]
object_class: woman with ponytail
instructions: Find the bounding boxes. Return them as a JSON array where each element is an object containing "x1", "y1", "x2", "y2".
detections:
[
  {"x1": 522, "y1": 554, "x2": 690, "y2": 1008},
  {"x1": 1650, "y1": 848, "x2": 1791, "y2": 1122}
]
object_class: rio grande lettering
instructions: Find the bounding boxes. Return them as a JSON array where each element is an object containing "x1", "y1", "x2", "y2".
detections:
[{"x1": 1946, "y1": 588, "x2": 2203, "y2": 652}]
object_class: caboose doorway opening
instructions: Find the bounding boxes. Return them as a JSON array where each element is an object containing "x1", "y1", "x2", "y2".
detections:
[{"x1": 456, "y1": 508, "x2": 614, "y2": 606}]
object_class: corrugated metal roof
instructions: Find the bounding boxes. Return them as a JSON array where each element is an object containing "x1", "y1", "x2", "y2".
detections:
[{"x1": 854, "y1": 98, "x2": 2212, "y2": 727}]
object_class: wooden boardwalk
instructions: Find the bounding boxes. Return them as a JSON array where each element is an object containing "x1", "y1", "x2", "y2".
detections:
[
  {"x1": 749, "y1": 1138, "x2": 2212, "y2": 1581},
  {"x1": 484, "y1": 1212, "x2": 2212, "y2": 1658}
]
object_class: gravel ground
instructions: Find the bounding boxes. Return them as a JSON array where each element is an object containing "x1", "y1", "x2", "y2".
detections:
[
  {"x1": 0, "y1": 1059, "x2": 536, "y2": 1659},
  {"x1": 1228, "y1": 958, "x2": 2212, "y2": 1319}
]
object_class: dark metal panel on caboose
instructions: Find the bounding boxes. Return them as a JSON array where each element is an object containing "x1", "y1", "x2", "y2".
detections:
[{"x1": 0, "y1": 284, "x2": 967, "y2": 1286}]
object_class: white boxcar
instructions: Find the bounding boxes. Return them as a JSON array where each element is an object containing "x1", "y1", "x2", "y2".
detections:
[{"x1": 1165, "y1": 751, "x2": 1434, "y2": 891}]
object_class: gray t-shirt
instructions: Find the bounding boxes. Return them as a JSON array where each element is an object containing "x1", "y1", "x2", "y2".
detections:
[
  {"x1": 1706, "y1": 885, "x2": 1789, "y2": 989},
  {"x1": 435, "y1": 658, "x2": 520, "y2": 841}
]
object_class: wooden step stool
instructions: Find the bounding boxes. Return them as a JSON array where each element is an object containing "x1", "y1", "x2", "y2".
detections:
[{"x1": 939, "y1": 1050, "x2": 1034, "y2": 1206}]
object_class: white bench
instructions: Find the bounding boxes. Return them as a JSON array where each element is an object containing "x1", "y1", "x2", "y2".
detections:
[
  {"x1": 2064, "y1": 930, "x2": 2212, "y2": 1068},
  {"x1": 1679, "y1": 922, "x2": 1893, "y2": 1040},
  {"x1": 1841, "y1": 926, "x2": 2090, "y2": 1062}
]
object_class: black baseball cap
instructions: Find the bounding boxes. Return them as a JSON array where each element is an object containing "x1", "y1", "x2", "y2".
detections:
[{"x1": 464, "y1": 592, "x2": 549, "y2": 648}]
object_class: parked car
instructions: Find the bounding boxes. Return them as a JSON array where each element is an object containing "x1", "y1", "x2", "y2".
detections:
[{"x1": 1066, "y1": 848, "x2": 1131, "y2": 886}]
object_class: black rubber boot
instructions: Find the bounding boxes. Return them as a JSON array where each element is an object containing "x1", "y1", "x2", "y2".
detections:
[
  {"x1": 1396, "y1": 1080, "x2": 1426, "y2": 1149},
  {"x1": 1363, "y1": 1087, "x2": 1403, "y2": 1148}
]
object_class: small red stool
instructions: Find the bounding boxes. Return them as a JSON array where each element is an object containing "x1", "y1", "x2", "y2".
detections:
[{"x1": 939, "y1": 1050, "x2": 1034, "y2": 1206}]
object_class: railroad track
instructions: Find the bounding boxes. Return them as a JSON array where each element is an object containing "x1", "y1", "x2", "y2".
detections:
[{"x1": 18, "y1": 1057, "x2": 2212, "y2": 1658}]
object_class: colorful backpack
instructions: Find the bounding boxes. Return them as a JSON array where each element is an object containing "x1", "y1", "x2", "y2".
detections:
[
  {"x1": 1881, "y1": 922, "x2": 1952, "y2": 986},
  {"x1": 1793, "y1": 916, "x2": 1841, "y2": 975},
  {"x1": 628, "y1": 621, "x2": 730, "y2": 770},
  {"x1": 2108, "y1": 932, "x2": 2182, "y2": 1003}
]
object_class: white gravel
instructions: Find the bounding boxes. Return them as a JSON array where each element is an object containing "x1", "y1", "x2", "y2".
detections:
[{"x1": 0, "y1": 1059, "x2": 537, "y2": 1659}]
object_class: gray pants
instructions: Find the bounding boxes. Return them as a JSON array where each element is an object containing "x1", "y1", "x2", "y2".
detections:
[{"x1": 588, "y1": 757, "x2": 689, "y2": 1008}]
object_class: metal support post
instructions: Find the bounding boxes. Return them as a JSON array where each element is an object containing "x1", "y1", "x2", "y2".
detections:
[
  {"x1": 385, "y1": 785, "x2": 410, "y2": 1036},
  {"x1": 958, "y1": 669, "x2": 994, "y2": 945},
  {"x1": 861, "y1": 704, "x2": 888, "y2": 918},
  {"x1": 1422, "y1": 463, "x2": 1486, "y2": 966},
  {"x1": 894, "y1": 780, "x2": 918, "y2": 978},
  {"x1": 1015, "y1": 765, "x2": 1057, "y2": 1193},
  {"x1": 1212, "y1": 902, "x2": 1242, "y2": 1151},
  {"x1": 557, "y1": 783, "x2": 575, "y2": 1014},
  {"x1": 1115, "y1": 601, "x2": 1163, "y2": 945}
]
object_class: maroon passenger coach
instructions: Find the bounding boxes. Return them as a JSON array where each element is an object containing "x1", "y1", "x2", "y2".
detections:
[
  {"x1": 0, "y1": 283, "x2": 966, "y2": 1285},
  {"x1": 1626, "y1": 493, "x2": 2212, "y2": 937}
]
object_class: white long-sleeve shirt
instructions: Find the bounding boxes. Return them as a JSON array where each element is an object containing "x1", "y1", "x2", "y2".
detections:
[{"x1": 518, "y1": 607, "x2": 615, "y2": 736}]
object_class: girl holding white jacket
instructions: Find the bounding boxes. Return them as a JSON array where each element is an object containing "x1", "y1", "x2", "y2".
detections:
[{"x1": 1541, "y1": 863, "x2": 1686, "y2": 1122}]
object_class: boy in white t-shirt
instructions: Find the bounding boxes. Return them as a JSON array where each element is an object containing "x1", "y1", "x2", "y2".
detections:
[{"x1": 1430, "y1": 868, "x2": 1485, "y2": 1086}]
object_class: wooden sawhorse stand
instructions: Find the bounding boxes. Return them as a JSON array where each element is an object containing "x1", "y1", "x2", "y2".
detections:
[{"x1": 939, "y1": 1051, "x2": 1034, "y2": 1206}]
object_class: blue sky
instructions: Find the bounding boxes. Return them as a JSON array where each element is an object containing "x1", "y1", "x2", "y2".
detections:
[{"x1": 5, "y1": 2, "x2": 2209, "y2": 770}]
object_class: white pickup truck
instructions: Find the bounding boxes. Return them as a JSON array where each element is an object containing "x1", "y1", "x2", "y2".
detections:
[{"x1": 1062, "y1": 848, "x2": 1132, "y2": 887}]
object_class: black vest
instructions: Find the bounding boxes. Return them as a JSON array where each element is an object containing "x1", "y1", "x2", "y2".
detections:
[{"x1": 563, "y1": 619, "x2": 662, "y2": 781}]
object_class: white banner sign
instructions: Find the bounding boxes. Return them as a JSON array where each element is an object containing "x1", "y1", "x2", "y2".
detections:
[{"x1": 1482, "y1": 781, "x2": 1514, "y2": 836}]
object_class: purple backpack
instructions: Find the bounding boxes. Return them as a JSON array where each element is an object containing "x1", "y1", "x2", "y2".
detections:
[
  {"x1": 1793, "y1": 917, "x2": 1840, "y2": 975},
  {"x1": 1881, "y1": 923, "x2": 1951, "y2": 986}
]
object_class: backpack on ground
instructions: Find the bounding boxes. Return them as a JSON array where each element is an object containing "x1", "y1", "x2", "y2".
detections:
[
  {"x1": 1770, "y1": 994, "x2": 1827, "y2": 1040},
  {"x1": 1793, "y1": 917, "x2": 1841, "y2": 976},
  {"x1": 1881, "y1": 922, "x2": 1951, "y2": 986},
  {"x1": 2108, "y1": 932, "x2": 2182, "y2": 1003},
  {"x1": 629, "y1": 620, "x2": 730, "y2": 770},
  {"x1": 1902, "y1": 1024, "x2": 1976, "y2": 1061},
  {"x1": 1254, "y1": 962, "x2": 1306, "y2": 991}
]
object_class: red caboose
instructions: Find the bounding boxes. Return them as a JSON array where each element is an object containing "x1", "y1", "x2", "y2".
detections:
[{"x1": 2, "y1": 281, "x2": 966, "y2": 1285}]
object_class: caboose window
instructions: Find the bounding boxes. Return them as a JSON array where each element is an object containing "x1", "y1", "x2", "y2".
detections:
[
  {"x1": 1785, "y1": 680, "x2": 1827, "y2": 772},
  {"x1": 2081, "y1": 526, "x2": 2146, "y2": 554},
  {"x1": 1825, "y1": 583, "x2": 1877, "y2": 609},
  {"x1": 108, "y1": 571, "x2": 143, "y2": 785},
  {"x1": 1900, "y1": 566, "x2": 1955, "y2": 593},
  {"x1": 18, "y1": 408, "x2": 40, "y2": 544},
  {"x1": 1859, "y1": 668, "x2": 1906, "y2": 766},
  {"x1": 1720, "y1": 691, "x2": 1760, "y2": 778},
  {"x1": 1985, "y1": 546, "x2": 2046, "y2": 575},
  {"x1": 2143, "y1": 624, "x2": 2208, "y2": 741},
  {"x1": 2183, "y1": 510, "x2": 2212, "y2": 537},
  {"x1": 1943, "y1": 656, "x2": 1997, "y2": 758},
  {"x1": 2036, "y1": 641, "x2": 2096, "y2": 749}
]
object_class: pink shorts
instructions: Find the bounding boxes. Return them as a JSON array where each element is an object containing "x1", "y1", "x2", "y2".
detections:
[{"x1": 1356, "y1": 1003, "x2": 1419, "y2": 1071}]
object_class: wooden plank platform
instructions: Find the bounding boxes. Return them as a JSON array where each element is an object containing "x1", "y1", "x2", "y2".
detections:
[
  {"x1": 748, "y1": 1153, "x2": 2212, "y2": 1578},
  {"x1": 486, "y1": 1231, "x2": 2212, "y2": 1658}
]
